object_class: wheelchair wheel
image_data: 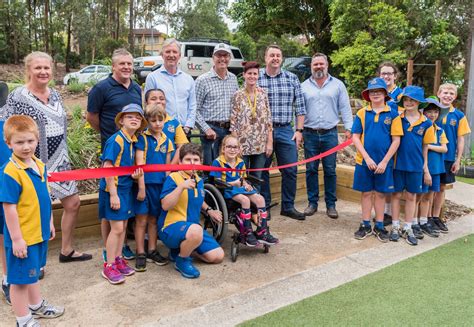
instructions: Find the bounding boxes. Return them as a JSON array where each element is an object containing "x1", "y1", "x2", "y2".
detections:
[
  {"x1": 202, "y1": 183, "x2": 228, "y2": 244},
  {"x1": 231, "y1": 233, "x2": 240, "y2": 262}
]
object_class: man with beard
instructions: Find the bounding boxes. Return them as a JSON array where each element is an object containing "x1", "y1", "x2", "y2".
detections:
[
  {"x1": 258, "y1": 45, "x2": 306, "y2": 221},
  {"x1": 195, "y1": 43, "x2": 239, "y2": 165},
  {"x1": 301, "y1": 53, "x2": 353, "y2": 219},
  {"x1": 144, "y1": 38, "x2": 196, "y2": 134}
]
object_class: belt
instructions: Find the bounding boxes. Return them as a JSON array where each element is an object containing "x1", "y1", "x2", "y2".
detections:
[
  {"x1": 272, "y1": 122, "x2": 291, "y2": 127},
  {"x1": 208, "y1": 121, "x2": 230, "y2": 129},
  {"x1": 303, "y1": 126, "x2": 336, "y2": 134}
]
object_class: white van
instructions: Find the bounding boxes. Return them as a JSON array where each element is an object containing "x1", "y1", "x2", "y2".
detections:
[{"x1": 134, "y1": 38, "x2": 245, "y2": 83}]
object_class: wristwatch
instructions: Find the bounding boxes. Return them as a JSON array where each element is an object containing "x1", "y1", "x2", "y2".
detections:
[
  {"x1": 205, "y1": 207, "x2": 212, "y2": 213},
  {"x1": 296, "y1": 128, "x2": 304, "y2": 133}
]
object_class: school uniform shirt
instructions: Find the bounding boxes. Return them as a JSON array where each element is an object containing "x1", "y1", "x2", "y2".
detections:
[
  {"x1": 352, "y1": 105, "x2": 403, "y2": 166},
  {"x1": 163, "y1": 114, "x2": 189, "y2": 146},
  {"x1": 99, "y1": 129, "x2": 137, "y2": 191},
  {"x1": 135, "y1": 130, "x2": 174, "y2": 184},
  {"x1": 438, "y1": 105, "x2": 471, "y2": 162},
  {"x1": 158, "y1": 172, "x2": 204, "y2": 230},
  {"x1": 210, "y1": 155, "x2": 256, "y2": 198},
  {"x1": 427, "y1": 124, "x2": 448, "y2": 175},
  {"x1": 387, "y1": 85, "x2": 402, "y2": 112},
  {"x1": 395, "y1": 112, "x2": 436, "y2": 172},
  {"x1": 0, "y1": 155, "x2": 51, "y2": 247}
]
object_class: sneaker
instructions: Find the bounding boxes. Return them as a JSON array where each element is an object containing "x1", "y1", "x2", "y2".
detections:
[
  {"x1": 175, "y1": 256, "x2": 200, "y2": 279},
  {"x1": 432, "y1": 217, "x2": 449, "y2": 233},
  {"x1": 244, "y1": 228, "x2": 258, "y2": 247},
  {"x1": 30, "y1": 299, "x2": 65, "y2": 318},
  {"x1": 2, "y1": 281, "x2": 11, "y2": 305},
  {"x1": 147, "y1": 250, "x2": 169, "y2": 266},
  {"x1": 412, "y1": 224, "x2": 424, "y2": 239},
  {"x1": 373, "y1": 226, "x2": 389, "y2": 243},
  {"x1": 135, "y1": 253, "x2": 147, "y2": 272},
  {"x1": 102, "y1": 263, "x2": 125, "y2": 284},
  {"x1": 354, "y1": 223, "x2": 372, "y2": 240},
  {"x1": 383, "y1": 213, "x2": 392, "y2": 226},
  {"x1": 255, "y1": 227, "x2": 279, "y2": 245},
  {"x1": 102, "y1": 249, "x2": 107, "y2": 263},
  {"x1": 389, "y1": 226, "x2": 401, "y2": 242},
  {"x1": 420, "y1": 223, "x2": 440, "y2": 238},
  {"x1": 115, "y1": 257, "x2": 135, "y2": 276},
  {"x1": 16, "y1": 317, "x2": 40, "y2": 327},
  {"x1": 122, "y1": 245, "x2": 135, "y2": 260},
  {"x1": 401, "y1": 228, "x2": 418, "y2": 246},
  {"x1": 39, "y1": 267, "x2": 44, "y2": 280},
  {"x1": 168, "y1": 248, "x2": 179, "y2": 262},
  {"x1": 428, "y1": 218, "x2": 441, "y2": 233}
]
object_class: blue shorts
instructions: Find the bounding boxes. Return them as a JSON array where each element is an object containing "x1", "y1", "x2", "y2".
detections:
[
  {"x1": 0, "y1": 207, "x2": 4, "y2": 235},
  {"x1": 158, "y1": 221, "x2": 220, "y2": 255},
  {"x1": 6, "y1": 241, "x2": 48, "y2": 285},
  {"x1": 133, "y1": 183, "x2": 163, "y2": 218},
  {"x1": 99, "y1": 188, "x2": 134, "y2": 221},
  {"x1": 353, "y1": 164, "x2": 395, "y2": 193},
  {"x1": 422, "y1": 174, "x2": 441, "y2": 193},
  {"x1": 393, "y1": 170, "x2": 423, "y2": 194},
  {"x1": 440, "y1": 161, "x2": 456, "y2": 184}
]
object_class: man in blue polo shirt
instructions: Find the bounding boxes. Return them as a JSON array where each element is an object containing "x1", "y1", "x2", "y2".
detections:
[{"x1": 87, "y1": 48, "x2": 142, "y2": 149}]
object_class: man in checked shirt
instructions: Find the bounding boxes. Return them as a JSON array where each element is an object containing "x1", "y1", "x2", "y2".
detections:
[
  {"x1": 195, "y1": 43, "x2": 239, "y2": 166},
  {"x1": 258, "y1": 44, "x2": 307, "y2": 221}
]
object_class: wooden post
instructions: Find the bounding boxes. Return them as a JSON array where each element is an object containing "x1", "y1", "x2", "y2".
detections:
[
  {"x1": 407, "y1": 60, "x2": 414, "y2": 85},
  {"x1": 433, "y1": 60, "x2": 442, "y2": 94}
]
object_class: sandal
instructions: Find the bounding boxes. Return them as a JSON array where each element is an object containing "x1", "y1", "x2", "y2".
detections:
[{"x1": 59, "y1": 250, "x2": 93, "y2": 263}]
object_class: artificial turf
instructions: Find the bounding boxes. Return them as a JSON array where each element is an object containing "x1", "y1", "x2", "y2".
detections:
[{"x1": 241, "y1": 234, "x2": 474, "y2": 327}]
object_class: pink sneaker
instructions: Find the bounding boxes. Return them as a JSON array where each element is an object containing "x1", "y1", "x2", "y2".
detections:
[
  {"x1": 115, "y1": 257, "x2": 135, "y2": 276},
  {"x1": 102, "y1": 263, "x2": 125, "y2": 284}
]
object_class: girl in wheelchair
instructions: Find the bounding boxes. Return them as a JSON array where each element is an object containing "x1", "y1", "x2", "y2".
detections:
[{"x1": 210, "y1": 135, "x2": 278, "y2": 247}]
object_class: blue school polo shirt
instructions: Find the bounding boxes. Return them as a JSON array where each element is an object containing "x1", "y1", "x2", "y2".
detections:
[
  {"x1": 158, "y1": 172, "x2": 204, "y2": 230},
  {"x1": 437, "y1": 106, "x2": 471, "y2": 162},
  {"x1": 135, "y1": 130, "x2": 174, "y2": 184},
  {"x1": 210, "y1": 155, "x2": 246, "y2": 182},
  {"x1": 163, "y1": 114, "x2": 189, "y2": 146},
  {"x1": 352, "y1": 105, "x2": 403, "y2": 166},
  {"x1": 87, "y1": 75, "x2": 142, "y2": 148},
  {"x1": 427, "y1": 124, "x2": 448, "y2": 175},
  {"x1": 99, "y1": 129, "x2": 137, "y2": 191},
  {"x1": 0, "y1": 155, "x2": 51, "y2": 247},
  {"x1": 395, "y1": 112, "x2": 436, "y2": 172},
  {"x1": 387, "y1": 85, "x2": 402, "y2": 112}
]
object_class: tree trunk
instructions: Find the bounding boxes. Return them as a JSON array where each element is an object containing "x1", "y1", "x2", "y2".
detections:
[
  {"x1": 129, "y1": 0, "x2": 134, "y2": 52},
  {"x1": 115, "y1": 0, "x2": 120, "y2": 40},
  {"x1": 27, "y1": 0, "x2": 32, "y2": 52},
  {"x1": 44, "y1": 0, "x2": 50, "y2": 52},
  {"x1": 65, "y1": 12, "x2": 73, "y2": 73}
]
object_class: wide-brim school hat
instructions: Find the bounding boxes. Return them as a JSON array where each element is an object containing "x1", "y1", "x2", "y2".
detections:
[
  {"x1": 115, "y1": 103, "x2": 148, "y2": 132},
  {"x1": 421, "y1": 95, "x2": 449, "y2": 110},
  {"x1": 361, "y1": 77, "x2": 391, "y2": 102},
  {"x1": 397, "y1": 85, "x2": 427, "y2": 104}
]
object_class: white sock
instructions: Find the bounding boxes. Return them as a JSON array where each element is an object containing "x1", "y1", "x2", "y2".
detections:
[
  {"x1": 412, "y1": 218, "x2": 419, "y2": 225},
  {"x1": 2, "y1": 275, "x2": 7, "y2": 285},
  {"x1": 384, "y1": 204, "x2": 392, "y2": 215},
  {"x1": 420, "y1": 217, "x2": 428, "y2": 225},
  {"x1": 404, "y1": 222, "x2": 412, "y2": 230},
  {"x1": 29, "y1": 299, "x2": 43, "y2": 311},
  {"x1": 392, "y1": 220, "x2": 400, "y2": 228},
  {"x1": 16, "y1": 313, "x2": 33, "y2": 326}
]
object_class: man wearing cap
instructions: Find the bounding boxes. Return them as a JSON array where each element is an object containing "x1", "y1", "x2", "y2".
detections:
[
  {"x1": 87, "y1": 48, "x2": 142, "y2": 150},
  {"x1": 301, "y1": 53, "x2": 353, "y2": 219},
  {"x1": 144, "y1": 38, "x2": 196, "y2": 134},
  {"x1": 258, "y1": 44, "x2": 306, "y2": 221},
  {"x1": 195, "y1": 43, "x2": 239, "y2": 165}
]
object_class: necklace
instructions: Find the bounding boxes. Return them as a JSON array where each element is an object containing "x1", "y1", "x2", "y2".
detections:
[{"x1": 245, "y1": 89, "x2": 257, "y2": 118}]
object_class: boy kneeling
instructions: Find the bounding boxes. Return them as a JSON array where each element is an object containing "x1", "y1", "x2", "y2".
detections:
[{"x1": 159, "y1": 144, "x2": 224, "y2": 278}]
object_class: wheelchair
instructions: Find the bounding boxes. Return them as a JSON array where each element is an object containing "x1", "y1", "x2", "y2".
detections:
[{"x1": 200, "y1": 174, "x2": 277, "y2": 262}]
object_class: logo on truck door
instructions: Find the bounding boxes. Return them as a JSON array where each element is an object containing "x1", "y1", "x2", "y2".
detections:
[{"x1": 187, "y1": 63, "x2": 203, "y2": 70}]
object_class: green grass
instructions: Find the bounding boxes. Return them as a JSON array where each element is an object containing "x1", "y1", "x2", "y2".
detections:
[
  {"x1": 241, "y1": 235, "x2": 474, "y2": 327},
  {"x1": 457, "y1": 176, "x2": 474, "y2": 185}
]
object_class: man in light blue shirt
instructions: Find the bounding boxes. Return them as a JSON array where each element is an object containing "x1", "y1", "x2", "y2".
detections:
[
  {"x1": 144, "y1": 39, "x2": 196, "y2": 132},
  {"x1": 301, "y1": 53, "x2": 353, "y2": 219}
]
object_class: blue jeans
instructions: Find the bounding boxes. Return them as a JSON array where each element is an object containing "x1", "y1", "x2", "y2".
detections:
[
  {"x1": 303, "y1": 128, "x2": 338, "y2": 208},
  {"x1": 243, "y1": 153, "x2": 267, "y2": 192},
  {"x1": 201, "y1": 125, "x2": 230, "y2": 166},
  {"x1": 261, "y1": 125, "x2": 298, "y2": 211}
]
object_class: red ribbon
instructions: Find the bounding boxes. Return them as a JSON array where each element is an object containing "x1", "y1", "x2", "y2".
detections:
[{"x1": 48, "y1": 139, "x2": 353, "y2": 183}]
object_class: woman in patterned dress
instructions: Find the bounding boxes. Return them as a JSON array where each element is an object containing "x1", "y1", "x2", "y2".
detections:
[
  {"x1": 230, "y1": 61, "x2": 273, "y2": 183},
  {"x1": 0, "y1": 52, "x2": 92, "y2": 264}
]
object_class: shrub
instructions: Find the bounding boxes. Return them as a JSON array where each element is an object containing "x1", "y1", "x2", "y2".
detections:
[{"x1": 67, "y1": 82, "x2": 86, "y2": 94}]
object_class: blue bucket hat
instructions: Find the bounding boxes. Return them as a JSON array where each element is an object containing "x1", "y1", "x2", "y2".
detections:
[
  {"x1": 397, "y1": 86, "x2": 426, "y2": 104},
  {"x1": 361, "y1": 77, "x2": 391, "y2": 102},
  {"x1": 115, "y1": 103, "x2": 147, "y2": 132},
  {"x1": 421, "y1": 95, "x2": 449, "y2": 110}
]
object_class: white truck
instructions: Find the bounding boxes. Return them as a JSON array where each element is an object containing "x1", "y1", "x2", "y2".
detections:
[{"x1": 133, "y1": 38, "x2": 245, "y2": 83}]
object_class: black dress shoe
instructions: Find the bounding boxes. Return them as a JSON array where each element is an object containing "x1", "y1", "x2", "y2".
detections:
[
  {"x1": 326, "y1": 207, "x2": 338, "y2": 219},
  {"x1": 304, "y1": 204, "x2": 318, "y2": 216},
  {"x1": 280, "y1": 208, "x2": 306, "y2": 220}
]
